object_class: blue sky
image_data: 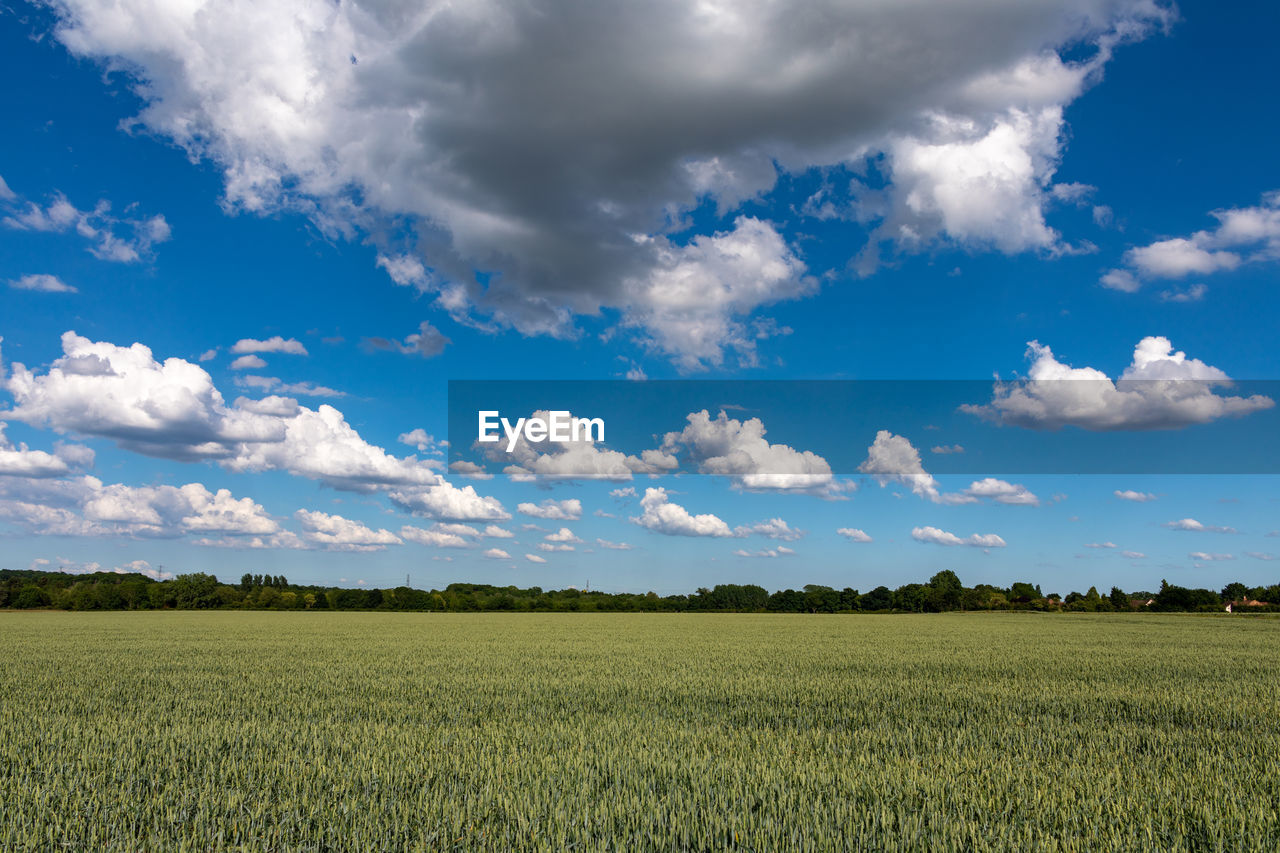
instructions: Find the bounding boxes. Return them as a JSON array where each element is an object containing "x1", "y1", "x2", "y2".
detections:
[{"x1": 1, "y1": 0, "x2": 1278, "y2": 594}]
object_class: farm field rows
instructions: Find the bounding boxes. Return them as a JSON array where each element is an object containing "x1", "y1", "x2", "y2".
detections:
[{"x1": 1, "y1": 612, "x2": 1278, "y2": 851}]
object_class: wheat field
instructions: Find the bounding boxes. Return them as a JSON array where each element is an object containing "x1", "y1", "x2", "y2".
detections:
[{"x1": 1, "y1": 612, "x2": 1277, "y2": 851}]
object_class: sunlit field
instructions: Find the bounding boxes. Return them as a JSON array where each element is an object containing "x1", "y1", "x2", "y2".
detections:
[{"x1": 2, "y1": 612, "x2": 1277, "y2": 851}]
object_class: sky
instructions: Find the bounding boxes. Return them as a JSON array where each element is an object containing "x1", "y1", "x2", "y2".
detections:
[{"x1": 1, "y1": 0, "x2": 1278, "y2": 595}]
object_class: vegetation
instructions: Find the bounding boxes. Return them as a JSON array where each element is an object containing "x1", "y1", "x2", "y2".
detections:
[
  {"x1": 1, "y1": 612, "x2": 1277, "y2": 850},
  {"x1": 3, "y1": 567, "x2": 1278, "y2": 613}
]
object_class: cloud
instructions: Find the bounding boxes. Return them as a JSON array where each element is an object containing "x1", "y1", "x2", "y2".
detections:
[
  {"x1": 963, "y1": 337, "x2": 1273, "y2": 430},
  {"x1": 483, "y1": 525, "x2": 514, "y2": 539},
  {"x1": 1158, "y1": 283, "x2": 1207, "y2": 303},
  {"x1": 524, "y1": 553, "x2": 547, "y2": 564},
  {"x1": 610, "y1": 487, "x2": 637, "y2": 498},
  {"x1": 596, "y1": 538, "x2": 633, "y2": 551},
  {"x1": 1189, "y1": 551, "x2": 1234, "y2": 562},
  {"x1": 931, "y1": 444, "x2": 964, "y2": 455},
  {"x1": 0, "y1": 425, "x2": 94, "y2": 478},
  {"x1": 399, "y1": 525, "x2": 473, "y2": 548},
  {"x1": 0, "y1": 475, "x2": 279, "y2": 540},
  {"x1": 1245, "y1": 552, "x2": 1278, "y2": 561},
  {"x1": 295, "y1": 509, "x2": 401, "y2": 551},
  {"x1": 42, "y1": 0, "x2": 1168, "y2": 366},
  {"x1": 10, "y1": 274, "x2": 77, "y2": 293},
  {"x1": 236, "y1": 375, "x2": 346, "y2": 398},
  {"x1": 1102, "y1": 191, "x2": 1280, "y2": 289},
  {"x1": 388, "y1": 481, "x2": 510, "y2": 521},
  {"x1": 537, "y1": 542, "x2": 575, "y2": 552},
  {"x1": 631, "y1": 487, "x2": 732, "y2": 538},
  {"x1": 483, "y1": 548, "x2": 511, "y2": 559},
  {"x1": 858, "y1": 431, "x2": 1027, "y2": 505},
  {"x1": 837, "y1": 527, "x2": 873, "y2": 543},
  {"x1": 231, "y1": 337, "x2": 308, "y2": 356},
  {"x1": 1120, "y1": 550, "x2": 1145, "y2": 559},
  {"x1": 517, "y1": 499, "x2": 583, "y2": 521},
  {"x1": 3, "y1": 331, "x2": 476, "y2": 493},
  {"x1": 399, "y1": 429, "x2": 445, "y2": 454},
  {"x1": 1, "y1": 185, "x2": 170, "y2": 262},
  {"x1": 362, "y1": 322, "x2": 451, "y2": 358},
  {"x1": 1115, "y1": 489, "x2": 1157, "y2": 502},
  {"x1": 1163, "y1": 518, "x2": 1236, "y2": 534},
  {"x1": 734, "y1": 518, "x2": 805, "y2": 541},
  {"x1": 543, "y1": 527, "x2": 582, "y2": 544},
  {"x1": 230, "y1": 355, "x2": 267, "y2": 370},
  {"x1": 661, "y1": 409, "x2": 847, "y2": 496},
  {"x1": 911, "y1": 525, "x2": 1006, "y2": 548},
  {"x1": 733, "y1": 546, "x2": 795, "y2": 558},
  {"x1": 960, "y1": 477, "x2": 1040, "y2": 506},
  {"x1": 1084, "y1": 541, "x2": 1117, "y2": 549}
]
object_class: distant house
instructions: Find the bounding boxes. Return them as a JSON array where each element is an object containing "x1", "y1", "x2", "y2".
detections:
[{"x1": 1226, "y1": 598, "x2": 1269, "y2": 612}]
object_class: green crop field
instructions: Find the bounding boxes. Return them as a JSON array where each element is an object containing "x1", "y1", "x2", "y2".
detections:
[{"x1": 1, "y1": 612, "x2": 1277, "y2": 851}]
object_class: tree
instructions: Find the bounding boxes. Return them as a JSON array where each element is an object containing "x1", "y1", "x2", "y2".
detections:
[
  {"x1": 1009, "y1": 582, "x2": 1040, "y2": 604},
  {"x1": 1221, "y1": 582, "x2": 1248, "y2": 603},
  {"x1": 1109, "y1": 586, "x2": 1128, "y2": 610},
  {"x1": 240, "y1": 573, "x2": 253, "y2": 592},
  {"x1": 170, "y1": 573, "x2": 222, "y2": 609},
  {"x1": 927, "y1": 570, "x2": 964, "y2": 611},
  {"x1": 14, "y1": 585, "x2": 49, "y2": 609}
]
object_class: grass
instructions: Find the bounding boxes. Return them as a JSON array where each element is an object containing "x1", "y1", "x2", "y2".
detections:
[{"x1": 1, "y1": 612, "x2": 1278, "y2": 851}]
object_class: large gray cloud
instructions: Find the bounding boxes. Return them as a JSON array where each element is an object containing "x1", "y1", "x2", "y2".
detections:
[{"x1": 44, "y1": 0, "x2": 1168, "y2": 365}]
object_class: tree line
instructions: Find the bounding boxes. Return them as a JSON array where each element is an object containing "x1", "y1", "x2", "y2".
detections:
[{"x1": 2, "y1": 568, "x2": 1277, "y2": 614}]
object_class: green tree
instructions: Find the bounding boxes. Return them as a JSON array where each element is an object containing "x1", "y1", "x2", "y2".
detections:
[{"x1": 170, "y1": 573, "x2": 222, "y2": 609}]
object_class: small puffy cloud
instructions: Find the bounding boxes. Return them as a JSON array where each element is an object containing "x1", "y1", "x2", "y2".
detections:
[
  {"x1": 631, "y1": 487, "x2": 732, "y2": 538},
  {"x1": 295, "y1": 509, "x2": 401, "y2": 551},
  {"x1": 524, "y1": 553, "x2": 547, "y2": 564},
  {"x1": 449, "y1": 460, "x2": 493, "y2": 480},
  {"x1": 363, "y1": 322, "x2": 450, "y2": 358},
  {"x1": 1103, "y1": 192, "x2": 1280, "y2": 290},
  {"x1": 931, "y1": 444, "x2": 964, "y2": 455},
  {"x1": 399, "y1": 429, "x2": 444, "y2": 454},
  {"x1": 596, "y1": 538, "x2": 633, "y2": 550},
  {"x1": 1120, "y1": 550, "x2": 1146, "y2": 559},
  {"x1": 399, "y1": 525, "x2": 472, "y2": 548},
  {"x1": 2, "y1": 187, "x2": 170, "y2": 262},
  {"x1": 911, "y1": 525, "x2": 1006, "y2": 548},
  {"x1": 610, "y1": 487, "x2": 637, "y2": 498},
  {"x1": 484, "y1": 525, "x2": 514, "y2": 538},
  {"x1": 1084, "y1": 541, "x2": 1117, "y2": 549},
  {"x1": 1245, "y1": 551, "x2": 1277, "y2": 561},
  {"x1": 837, "y1": 527, "x2": 873, "y2": 543},
  {"x1": 1163, "y1": 518, "x2": 1236, "y2": 534},
  {"x1": 545, "y1": 527, "x2": 583, "y2": 544},
  {"x1": 389, "y1": 481, "x2": 510, "y2": 521},
  {"x1": 197, "y1": 349, "x2": 218, "y2": 362},
  {"x1": 734, "y1": 518, "x2": 804, "y2": 541},
  {"x1": 1189, "y1": 551, "x2": 1234, "y2": 562},
  {"x1": 517, "y1": 498, "x2": 583, "y2": 521},
  {"x1": 661, "y1": 409, "x2": 847, "y2": 496},
  {"x1": 231, "y1": 337, "x2": 308, "y2": 356},
  {"x1": 733, "y1": 546, "x2": 795, "y2": 558},
  {"x1": 859, "y1": 431, "x2": 971, "y2": 504},
  {"x1": 483, "y1": 547, "x2": 511, "y2": 559},
  {"x1": 961, "y1": 478, "x2": 1039, "y2": 506},
  {"x1": 0, "y1": 425, "x2": 94, "y2": 478},
  {"x1": 230, "y1": 354, "x2": 267, "y2": 370},
  {"x1": 537, "y1": 542, "x2": 574, "y2": 552},
  {"x1": 963, "y1": 337, "x2": 1273, "y2": 430},
  {"x1": 10, "y1": 274, "x2": 77, "y2": 293},
  {"x1": 235, "y1": 375, "x2": 346, "y2": 398},
  {"x1": 1115, "y1": 489, "x2": 1157, "y2": 502},
  {"x1": 1159, "y1": 283, "x2": 1208, "y2": 303}
]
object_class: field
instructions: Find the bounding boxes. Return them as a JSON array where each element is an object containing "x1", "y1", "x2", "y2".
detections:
[{"x1": 1, "y1": 612, "x2": 1278, "y2": 851}]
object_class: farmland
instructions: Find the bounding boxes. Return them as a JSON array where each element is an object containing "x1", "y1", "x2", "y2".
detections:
[{"x1": 1, "y1": 612, "x2": 1278, "y2": 851}]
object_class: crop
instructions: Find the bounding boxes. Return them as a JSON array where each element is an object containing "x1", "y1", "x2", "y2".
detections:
[{"x1": 1, "y1": 612, "x2": 1277, "y2": 851}]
